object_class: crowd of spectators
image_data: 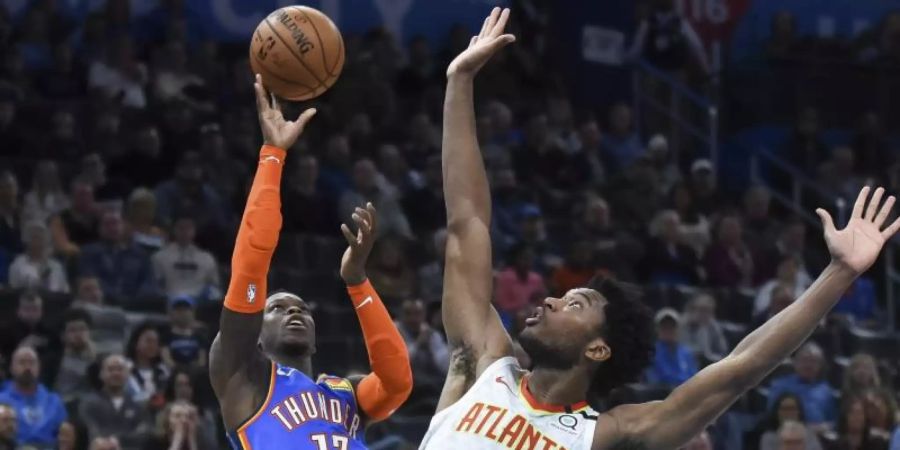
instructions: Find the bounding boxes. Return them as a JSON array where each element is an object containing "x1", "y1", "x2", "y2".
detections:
[{"x1": 0, "y1": 1, "x2": 897, "y2": 450}]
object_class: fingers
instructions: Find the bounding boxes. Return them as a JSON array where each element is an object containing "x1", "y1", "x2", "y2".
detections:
[
  {"x1": 271, "y1": 92, "x2": 281, "y2": 112},
  {"x1": 882, "y1": 215, "x2": 900, "y2": 239},
  {"x1": 478, "y1": 14, "x2": 491, "y2": 40},
  {"x1": 816, "y1": 208, "x2": 836, "y2": 234},
  {"x1": 340, "y1": 223, "x2": 357, "y2": 246},
  {"x1": 875, "y1": 195, "x2": 895, "y2": 228},
  {"x1": 353, "y1": 207, "x2": 373, "y2": 235},
  {"x1": 253, "y1": 74, "x2": 270, "y2": 114},
  {"x1": 490, "y1": 8, "x2": 511, "y2": 38},
  {"x1": 285, "y1": 108, "x2": 317, "y2": 142},
  {"x1": 491, "y1": 34, "x2": 517, "y2": 51},
  {"x1": 864, "y1": 187, "x2": 885, "y2": 221},
  {"x1": 484, "y1": 7, "x2": 501, "y2": 37},
  {"x1": 851, "y1": 186, "x2": 871, "y2": 219},
  {"x1": 365, "y1": 202, "x2": 377, "y2": 234}
]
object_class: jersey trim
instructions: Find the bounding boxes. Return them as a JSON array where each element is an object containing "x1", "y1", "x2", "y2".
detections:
[
  {"x1": 518, "y1": 374, "x2": 590, "y2": 414},
  {"x1": 236, "y1": 361, "x2": 277, "y2": 449}
]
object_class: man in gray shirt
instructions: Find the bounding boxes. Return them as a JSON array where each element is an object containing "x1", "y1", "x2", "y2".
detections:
[{"x1": 77, "y1": 354, "x2": 149, "y2": 450}]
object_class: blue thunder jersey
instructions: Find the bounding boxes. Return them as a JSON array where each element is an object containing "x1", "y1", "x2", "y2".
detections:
[{"x1": 227, "y1": 362, "x2": 366, "y2": 450}]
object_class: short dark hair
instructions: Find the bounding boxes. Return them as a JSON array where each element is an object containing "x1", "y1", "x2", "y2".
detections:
[
  {"x1": 62, "y1": 308, "x2": 93, "y2": 328},
  {"x1": 586, "y1": 277, "x2": 656, "y2": 402}
]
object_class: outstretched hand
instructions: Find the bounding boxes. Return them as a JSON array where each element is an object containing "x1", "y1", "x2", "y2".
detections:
[
  {"x1": 340, "y1": 203, "x2": 378, "y2": 286},
  {"x1": 254, "y1": 74, "x2": 316, "y2": 150},
  {"x1": 816, "y1": 186, "x2": 900, "y2": 275},
  {"x1": 446, "y1": 7, "x2": 516, "y2": 78}
]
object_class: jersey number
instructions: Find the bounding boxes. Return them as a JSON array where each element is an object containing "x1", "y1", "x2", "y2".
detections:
[{"x1": 310, "y1": 434, "x2": 348, "y2": 450}]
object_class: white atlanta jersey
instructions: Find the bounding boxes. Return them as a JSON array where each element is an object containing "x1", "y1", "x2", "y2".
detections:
[{"x1": 420, "y1": 357, "x2": 599, "y2": 450}]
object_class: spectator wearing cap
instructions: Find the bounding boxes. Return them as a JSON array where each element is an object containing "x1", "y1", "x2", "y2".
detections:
[
  {"x1": 646, "y1": 308, "x2": 698, "y2": 387},
  {"x1": 151, "y1": 215, "x2": 220, "y2": 302},
  {"x1": 8, "y1": 221, "x2": 69, "y2": 294},
  {"x1": 767, "y1": 343, "x2": 836, "y2": 427},
  {"x1": 494, "y1": 244, "x2": 547, "y2": 329},
  {"x1": 78, "y1": 354, "x2": 151, "y2": 450},
  {"x1": 0, "y1": 402, "x2": 16, "y2": 450},
  {"x1": 0, "y1": 347, "x2": 67, "y2": 447},
  {"x1": 160, "y1": 295, "x2": 207, "y2": 369},
  {"x1": 71, "y1": 276, "x2": 129, "y2": 355},
  {"x1": 79, "y1": 211, "x2": 157, "y2": 306},
  {"x1": 688, "y1": 159, "x2": 721, "y2": 217},
  {"x1": 47, "y1": 309, "x2": 95, "y2": 402},
  {"x1": 339, "y1": 159, "x2": 413, "y2": 239},
  {"x1": 0, "y1": 171, "x2": 21, "y2": 256}
]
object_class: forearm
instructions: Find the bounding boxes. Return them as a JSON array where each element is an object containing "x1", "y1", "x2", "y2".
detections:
[
  {"x1": 731, "y1": 262, "x2": 855, "y2": 382},
  {"x1": 350, "y1": 279, "x2": 412, "y2": 421},
  {"x1": 443, "y1": 75, "x2": 490, "y2": 226},
  {"x1": 222, "y1": 145, "x2": 286, "y2": 315}
]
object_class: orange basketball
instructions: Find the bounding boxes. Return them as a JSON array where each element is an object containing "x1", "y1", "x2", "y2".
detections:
[{"x1": 249, "y1": 6, "x2": 345, "y2": 101}]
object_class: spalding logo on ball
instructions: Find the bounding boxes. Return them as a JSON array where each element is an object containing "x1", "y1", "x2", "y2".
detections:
[{"x1": 250, "y1": 6, "x2": 345, "y2": 101}]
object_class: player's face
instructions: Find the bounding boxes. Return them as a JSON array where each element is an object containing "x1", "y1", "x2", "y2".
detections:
[
  {"x1": 262, "y1": 294, "x2": 316, "y2": 356},
  {"x1": 518, "y1": 288, "x2": 608, "y2": 370}
]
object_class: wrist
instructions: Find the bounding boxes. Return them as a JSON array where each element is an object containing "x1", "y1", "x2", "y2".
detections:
[
  {"x1": 825, "y1": 260, "x2": 860, "y2": 281},
  {"x1": 344, "y1": 274, "x2": 368, "y2": 287},
  {"x1": 447, "y1": 71, "x2": 475, "y2": 84}
]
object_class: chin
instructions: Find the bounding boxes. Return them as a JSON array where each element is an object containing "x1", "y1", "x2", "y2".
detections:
[{"x1": 279, "y1": 336, "x2": 314, "y2": 356}]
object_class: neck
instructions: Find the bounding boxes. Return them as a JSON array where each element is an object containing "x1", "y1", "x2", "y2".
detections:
[
  {"x1": 527, "y1": 365, "x2": 591, "y2": 408},
  {"x1": 273, "y1": 354, "x2": 313, "y2": 375},
  {"x1": 104, "y1": 385, "x2": 124, "y2": 397},
  {"x1": 14, "y1": 382, "x2": 37, "y2": 395}
]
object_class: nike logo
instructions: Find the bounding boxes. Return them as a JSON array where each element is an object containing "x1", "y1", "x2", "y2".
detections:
[
  {"x1": 261, "y1": 155, "x2": 282, "y2": 164},
  {"x1": 495, "y1": 376, "x2": 514, "y2": 394},
  {"x1": 355, "y1": 296, "x2": 373, "y2": 309}
]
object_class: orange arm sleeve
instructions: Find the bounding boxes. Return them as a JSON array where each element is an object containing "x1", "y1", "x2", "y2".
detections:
[
  {"x1": 223, "y1": 145, "x2": 286, "y2": 314},
  {"x1": 349, "y1": 280, "x2": 413, "y2": 421}
]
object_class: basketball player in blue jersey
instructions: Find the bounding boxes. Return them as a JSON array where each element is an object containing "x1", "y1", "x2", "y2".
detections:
[
  {"x1": 420, "y1": 7, "x2": 900, "y2": 450},
  {"x1": 209, "y1": 75, "x2": 413, "y2": 450}
]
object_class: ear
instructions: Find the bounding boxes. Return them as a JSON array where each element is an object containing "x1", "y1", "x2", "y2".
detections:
[{"x1": 585, "y1": 337, "x2": 611, "y2": 363}]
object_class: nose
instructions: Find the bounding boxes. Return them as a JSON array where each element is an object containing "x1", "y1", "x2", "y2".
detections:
[{"x1": 542, "y1": 297, "x2": 562, "y2": 311}]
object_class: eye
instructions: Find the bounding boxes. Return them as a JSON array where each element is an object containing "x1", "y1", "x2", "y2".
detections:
[
  {"x1": 270, "y1": 304, "x2": 284, "y2": 312},
  {"x1": 567, "y1": 301, "x2": 583, "y2": 310}
]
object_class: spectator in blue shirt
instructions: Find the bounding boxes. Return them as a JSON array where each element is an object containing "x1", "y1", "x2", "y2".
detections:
[
  {"x1": 890, "y1": 426, "x2": 900, "y2": 450},
  {"x1": 79, "y1": 210, "x2": 156, "y2": 306},
  {"x1": 0, "y1": 347, "x2": 67, "y2": 447},
  {"x1": 600, "y1": 103, "x2": 644, "y2": 171},
  {"x1": 646, "y1": 308, "x2": 698, "y2": 387},
  {"x1": 832, "y1": 277, "x2": 878, "y2": 326},
  {"x1": 767, "y1": 342, "x2": 836, "y2": 426}
]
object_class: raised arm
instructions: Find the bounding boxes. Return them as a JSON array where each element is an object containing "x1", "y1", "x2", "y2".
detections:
[
  {"x1": 438, "y1": 7, "x2": 517, "y2": 410},
  {"x1": 208, "y1": 74, "x2": 315, "y2": 428},
  {"x1": 603, "y1": 187, "x2": 900, "y2": 450},
  {"x1": 340, "y1": 204, "x2": 413, "y2": 422}
]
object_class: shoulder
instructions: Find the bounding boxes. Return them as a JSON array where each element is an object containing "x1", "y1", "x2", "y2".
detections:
[{"x1": 319, "y1": 374, "x2": 357, "y2": 395}]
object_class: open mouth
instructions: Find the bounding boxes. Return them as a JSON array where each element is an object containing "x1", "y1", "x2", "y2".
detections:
[
  {"x1": 285, "y1": 319, "x2": 307, "y2": 330},
  {"x1": 525, "y1": 307, "x2": 543, "y2": 326}
]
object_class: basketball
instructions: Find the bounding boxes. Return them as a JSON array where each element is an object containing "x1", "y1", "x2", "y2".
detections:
[{"x1": 249, "y1": 6, "x2": 345, "y2": 101}]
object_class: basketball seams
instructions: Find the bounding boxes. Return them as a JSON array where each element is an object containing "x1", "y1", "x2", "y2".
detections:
[
  {"x1": 292, "y1": 7, "x2": 331, "y2": 79},
  {"x1": 252, "y1": 52, "x2": 317, "y2": 99},
  {"x1": 329, "y1": 34, "x2": 345, "y2": 79},
  {"x1": 262, "y1": 16, "x2": 326, "y2": 89}
]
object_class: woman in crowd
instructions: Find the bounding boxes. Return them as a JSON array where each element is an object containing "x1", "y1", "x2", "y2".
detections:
[
  {"x1": 125, "y1": 188, "x2": 165, "y2": 252},
  {"x1": 142, "y1": 401, "x2": 214, "y2": 450},
  {"x1": 758, "y1": 393, "x2": 823, "y2": 450},
  {"x1": 126, "y1": 323, "x2": 170, "y2": 409},
  {"x1": 163, "y1": 367, "x2": 218, "y2": 448},
  {"x1": 679, "y1": 292, "x2": 728, "y2": 363},
  {"x1": 22, "y1": 160, "x2": 69, "y2": 224},
  {"x1": 8, "y1": 221, "x2": 69, "y2": 293},
  {"x1": 841, "y1": 354, "x2": 881, "y2": 398},
  {"x1": 828, "y1": 393, "x2": 889, "y2": 450}
]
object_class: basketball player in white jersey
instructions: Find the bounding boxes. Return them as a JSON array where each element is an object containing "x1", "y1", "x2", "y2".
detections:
[{"x1": 421, "y1": 7, "x2": 900, "y2": 450}]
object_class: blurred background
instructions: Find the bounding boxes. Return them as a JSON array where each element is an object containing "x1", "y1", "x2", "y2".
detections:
[{"x1": 0, "y1": 0, "x2": 898, "y2": 449}]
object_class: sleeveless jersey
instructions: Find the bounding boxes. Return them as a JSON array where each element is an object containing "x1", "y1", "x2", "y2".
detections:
[
  {"x1": 420, "y1": 357, "x2": 599, "y2": 450},
  {"x1": 227, "y1": 362, "x2": 365, "y2": 450}
]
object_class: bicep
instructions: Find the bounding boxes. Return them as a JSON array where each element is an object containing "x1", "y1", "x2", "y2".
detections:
[
  {"x1": 623, "y1": 356, "x2": 748, "y2": 449},
  {"x1": 208, "y1": 310, "x2": 265, "y2": 395},
  {"x1": 442, "y1": 221, "x2": 512, "y2": 372}
]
